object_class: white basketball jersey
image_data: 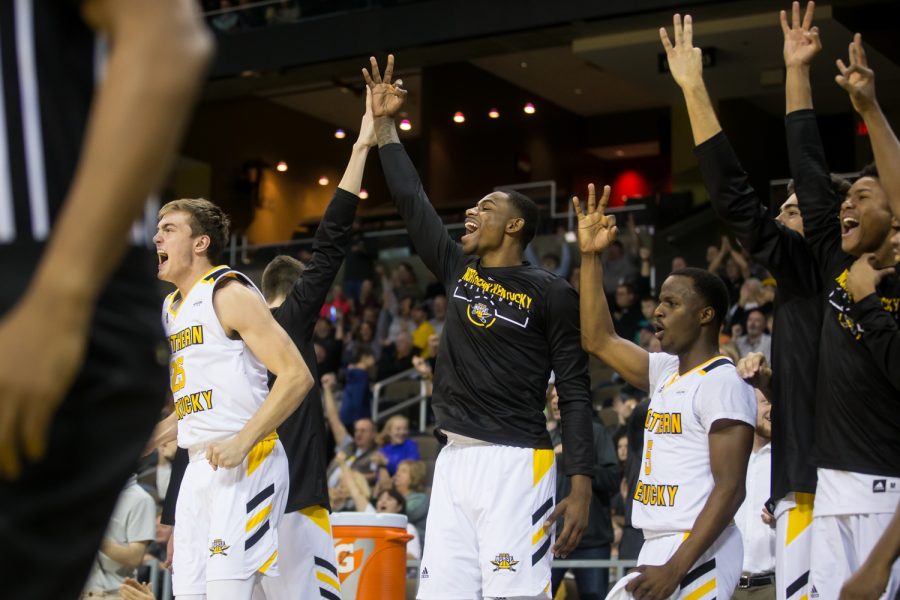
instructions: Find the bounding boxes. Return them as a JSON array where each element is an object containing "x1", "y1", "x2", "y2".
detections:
[
  {"x1": 633, "y1": 353, "x2": 756, "y2": 537},
  {"x1": 162, "y1": 265, "x2": 269, "y2": 449}
]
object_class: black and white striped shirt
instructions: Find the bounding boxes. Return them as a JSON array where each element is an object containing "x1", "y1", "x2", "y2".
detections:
[{"x1": 0, "y1": 0, "x2": 156, "y2": 249}]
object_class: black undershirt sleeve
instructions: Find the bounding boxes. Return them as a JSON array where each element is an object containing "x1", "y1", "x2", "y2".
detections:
[
  {"x1": 378, "y1": 143, "x2": 467, "y2": 284},
  {"x1": 160, "y1": 447, "x2": 188, "y2": 526},
  {"x1": 545, "y1": 279, "x2": 593, "y2": 477},
  {"x1": 849, "y1": 292, "x2": 900, "y2": 392},
  {"x1": 786, "y1": 110, "x2": 844, "y2": 278}
]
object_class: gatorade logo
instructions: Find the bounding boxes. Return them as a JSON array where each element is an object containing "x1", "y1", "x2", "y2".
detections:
[{"x1": 873, "y1": 480, "x2": 886, "y2": 493}]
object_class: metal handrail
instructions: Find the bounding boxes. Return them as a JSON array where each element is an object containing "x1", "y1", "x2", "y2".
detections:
[{"x1": 371, "y1": 367, "x2": 430, "y2": 433}]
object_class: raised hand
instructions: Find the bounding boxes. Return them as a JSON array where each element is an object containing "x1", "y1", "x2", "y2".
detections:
[
  {"x1": 660, "y1": 14, "x2": 703, "y2": 90},
  {"x1": 573, "y1": 184, "x2": 617, "y2": 255},
  {"x1": 835, "y1": 34, "x2": 878, "y2": 115},
  {"x1": 736, "y1": 352, "x2": 773, "y2": 393},
  {"x1": 361, "y1": 54, "x2": 408, "y2": 118},
  {"x1": 781, "y1": 1, "x2": 821, "y2": 68},
  {"x1": 356, "y1": 87, "x2": 377, "y2": 148}
]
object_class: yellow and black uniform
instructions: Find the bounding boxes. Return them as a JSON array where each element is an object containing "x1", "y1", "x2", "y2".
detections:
[
  {"x1": 0, "y1": 3, "x2": 166, "y2": 599},
  {"x1": 164, "y1": 267, "x2": 289, "y2": 596},
  {"x1": 787, "y1": 109, "x2": 900, "y2": 600},
  {"x1": 696, "y1": 131, "x2": 822, "y2": 600},
  {"x1": 378, "y1": 142, "x2": 593, "y2": 598}
]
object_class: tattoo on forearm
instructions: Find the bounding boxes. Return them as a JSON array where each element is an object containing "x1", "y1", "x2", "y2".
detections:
[{"x1": 375, "y1": 117, "x2": 400, "y2": 147}]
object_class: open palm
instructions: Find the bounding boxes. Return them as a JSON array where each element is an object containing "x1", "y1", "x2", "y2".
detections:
[
  {"x1": 572, "y1": 184, "x2": 617, "y2": 255},
  {"x1": 362, "y1": 54, "x2": 407, "y2": 118}
]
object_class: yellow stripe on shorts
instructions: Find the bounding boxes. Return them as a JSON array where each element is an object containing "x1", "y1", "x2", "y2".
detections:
[
  {"x1": 683, "y1": 578, "x2": 716, "y2": 600},
  {"x1": 258, "y1": 550, "x2": 277, "y2": 574},
  {"x1": 300, "y1": 504, "x2": 332, "y2": 535},
  {"x1": 531, "y1": 525, "x2": 548, "y2": 546},
  {"x1": 533, "y1": 449, "x2": 554, "y2": 487},
  {"x1": 785, "y1": 492, "x2": 814, "y2": 546},
  {"x1": 247, "y1": 432, "x2": 279, "y2": 476},
  {"x1": 246, "y1": 502, "x2": 273, "y2": 532},
  {"x1": 316, "y1": 570, "x2": 341, "y2": 590}
]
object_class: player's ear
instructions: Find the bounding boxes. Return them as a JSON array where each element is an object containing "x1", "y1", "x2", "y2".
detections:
[
  {"x1": 194, "y1": 234, "x2": 211, "y2": 255},
  {"x1": 506, "y1": 217, "x2": 525, "y2": 235},
  {"x1": 699, "y1": 306, "x2": 715, "y2": 326}
]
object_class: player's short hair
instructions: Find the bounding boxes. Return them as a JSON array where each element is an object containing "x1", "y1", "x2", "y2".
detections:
[
  {"x1": 786, "y1": 175, "x2": 849, "y2": 199},
  {"x1": 859, "y1": 162, "x2": 879, "y2": 179},
  {"x1": 498, "y1": 188, "x2": 539, "y2": 248},
  {"x1": 159, "y1": 198, "x2": 230, "y2": 262},
  {"x1": 261, "y1": 255, "x2": 305, "y2": 303},
  {"x1": 398, "y1": 459, "x2": 428, "y2": 492},
  {"x1": 669, "y1": 267, "x2": 730, "y2": 330}
]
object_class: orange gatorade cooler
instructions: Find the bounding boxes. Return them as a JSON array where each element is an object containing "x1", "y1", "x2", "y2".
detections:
[{"x1": 332, "y1": 512, "x2": 413, "y2": 599}]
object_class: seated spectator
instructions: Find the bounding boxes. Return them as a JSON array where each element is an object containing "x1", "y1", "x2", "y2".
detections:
[
  {"x1": 410, "y1": 302, "x2": 436, "y2": 359},
  {"x1": 377, "y1": 332, "x2": 418, "y2": 380},
  {"x1": 525, "y1": 228, "x2": 572, "y2": 278},
  {"x1": 313, "y1": 317, "x2": 343, "y2": 375},
  {"x1": 330, "y1": 461, "x2": 371, "y2": 513},
  {"x1": 378, "y1": 459, "x2": 429, "y2": 539},
  {"x1": 429, "y1": 294, "x2": 447, "y2": 336},
  {"x1": 735, "y1": 309, "x2": 772, "y2": 363},
  {"x1": 81, "y1": 475, "x2": 156, "y2": 598},
  {"x1": 725, "y1": 277, "x2": 773, "y2": 337},
  {"x1": 342, "y1": 320, "x2": 380, "y2": 366},
  {"x1": 323, "y1": 374, "x2": 380, "y2": 487},
  {"x1": 601, "y1": 240, "x2": 638, "y2": 297},
  {"x1": 376, "y1": 415, "x2": 420, "y2": 476},
  {"x1": 612, "y1": 282, "x2": 643, "y2": 343},
  {"x1": 638, "y1": 295, "x2": 657, "y2": 330},
  {"x1": 355, "y1": 278, "x2": 380, "y2": 317}
]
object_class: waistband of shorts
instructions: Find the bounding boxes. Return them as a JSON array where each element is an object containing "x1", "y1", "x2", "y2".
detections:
[
  {"x1": 642, "y1": 521, "x2": 735, "y2": 541},
  {"x1": 187, "y1": 431, "x2": 279, "y2": 462}
]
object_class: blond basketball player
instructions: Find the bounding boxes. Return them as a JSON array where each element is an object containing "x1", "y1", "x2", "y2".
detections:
[{"x1": 150, "y1": 199, "x2": 313, "y2": 600}]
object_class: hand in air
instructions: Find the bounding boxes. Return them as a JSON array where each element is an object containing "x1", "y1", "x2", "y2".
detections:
[
  {"x1": 781, "y1": 1, "x2": 821, "y2": 69},
  {"x1": 835, "y1": 33, "x2": 878, "y2": 115},
  {"x1": 572, "y1": 183, "x2": 617, "y2": 255},
  {"x1": 362, "y1": 54, "x2": 408, "y2": 118},
  {"x1": 660, "y1": 14, "x2": 704, "y2": 90},
  {"x1": 736, "y1": 351, "x2": 773, "y2": 392}
]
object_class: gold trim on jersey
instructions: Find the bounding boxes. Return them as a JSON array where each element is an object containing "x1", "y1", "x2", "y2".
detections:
[
  {"x1": 247, "y1": 432, "x2": 279, "y2": 476},
  {"x1": 663, "y1": 355, "x2": 730, "y2": 389},
  {"x1": 532, "y1": 449, "x2": 554, "y2": 487},
  {"x1": 167, "y1": 264, "x2": 230, "y2": 317}
]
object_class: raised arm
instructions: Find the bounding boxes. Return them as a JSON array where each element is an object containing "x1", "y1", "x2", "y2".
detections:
[
  {"x1": 782, "y1": 1, "x2": 843, "y2": 273},
  {"x1": 836, "y1": 34, "x2": 900, "y2": 219},
  {"x1": 575, "y1": 184, "x2": 650, "y2": 391},
  {"x1": 0, "y1": 0, "x2": 213, "y2": 479},
  {"x1": 283, "y1": 92, "x2": 375, "y2": 339},
  {"x1": 207, "y1": 281, "x2": 313, "y2": 469},
  {"x1": 363, "y1": 55, "x2": 466, "y2": 283},
  {"x1": 321, "y1": 373, "x2": 349, "y2": 447}
]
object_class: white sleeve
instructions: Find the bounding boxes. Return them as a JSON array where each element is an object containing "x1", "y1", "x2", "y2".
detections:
[
  {"x1": 693, "y1": 371, "x2": 757, "y2": 433},
  {"x1": 647, "y1": 352, "x2": 679, "y2": 392},
  {"x1": 406, "y1": 524, "x2": 422, "y2": 560},
  {"x1": 124, "y1": 491, "x2": 157, "y2": 544}
]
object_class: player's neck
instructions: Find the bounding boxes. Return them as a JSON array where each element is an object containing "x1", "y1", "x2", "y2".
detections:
[
  {"x1": 479, "y1": 245, "x2": 524, "y2": 268},
  {"x1": 174, "y1": 260, "x2": 217, "y2": 298},
  {"x1": 676, "y1": 340, "x2": 721, "y2": 375}
]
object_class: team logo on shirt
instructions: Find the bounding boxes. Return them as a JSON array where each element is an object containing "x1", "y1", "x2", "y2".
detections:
[
  {"x1": 456, "y1": 267, "x2": 533, "y2": 330},
  {"x1": 490, "y1": 553, "x2": 519, "y2": 572},
  {"x1": 209, "y1": 539, "x2": 230, "y2": 557},
  {"x1": 830, "y1": 270, "x2": 900, "y2": 340},
  {"x1": 467, "y1": 301, "x2": 497, "y2": 328}
]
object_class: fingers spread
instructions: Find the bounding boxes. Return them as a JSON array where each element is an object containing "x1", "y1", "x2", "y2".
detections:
[
  {"x1": 369, "y1": 56, "x2": 382, "y2": 84},
  {"x1": 660, "y1": 27, "x2": 673, "y2": 52},
  {"x1": 683, "y1": 15, "x2": 693, "y2": 46},
  {"x1": 383, "y1": 54, "x2": 394, "y2": 84},
  {"x1": 801, "y1": 0, "x2": 815, "y2": 31}
]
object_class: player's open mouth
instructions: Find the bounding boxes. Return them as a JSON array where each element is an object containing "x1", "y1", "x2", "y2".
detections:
[
  {"x1": 157, "y1": 251, "x2": 169, "y2": 268},
  {"x1": 653, "y1": 322, "x2": 665, "y2": 340},
  {"x1": 841, "y1": 216, "x2": 859, "y2": 238},
  {"x1": 462, "y1": 218, "x2": 479, "y2": 242}
]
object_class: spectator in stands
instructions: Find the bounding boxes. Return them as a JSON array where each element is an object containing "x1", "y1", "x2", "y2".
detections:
[
  {"x1": 613, "y1": 282, "x2": 643, "y2": 343},
  {"x1": 429, "y1": 293, "x2": 447, "y2": 336},
  {"x1": 411, "y1": 301, "x2": 436, "y2": 359},
  {"x1": 344, "y1": 231, "x2": 376, "y2": 303},
  {"x1": 736, "y1": 309, "x2": 773, "y2": 363},
  {"x1": 709, "y1": 235, "x2": 750, "y2": 304},
  {"x1": 376, "y1": 415, "x2": 420, "y2": 476},
  {"x1": 377, "y1": 332, "x2": 418, "y2": 380},
  {"x1": 342, "y1": 319, "x2": 381, "y2": 366},
  {"x1": 330, "y1": 463, "x2": 371, "y2": 513},
  {"x1": 525, "y1": 228, "x2": 572, "y2": 278},
  {"x1": 616, "y1": 433, "x2": 628, "y2": 469},
  {"x1": 671, "y1": 255, "x2": 688, "y2": 272},
  {"x1": 355, "y1": 278, "x2": 380, "y2": 317},
  {"x1": 323, "y1": 374, "x2": 380, "y2": 487},
  {"x1": 375, "y1": 459, "x2": 429, "y2": 539},
  {"x1": 313, "y1": 317, "x2": 343, "y2": 375},
  {"x1": 601, "y1": 240, "x2": 638, "y2": 297},
  {"x1": 81, "y1": 475, "x2": 156, "y2": 598},
  {"x1": 547, "y1": 385, "x2": 622, "y2": 599},
  {"x1": 320, "y1": 283, "x2": 353, "y2": 321},
  {"x1": 392, "y1": 262, "x2": 422, "y2": 301}
]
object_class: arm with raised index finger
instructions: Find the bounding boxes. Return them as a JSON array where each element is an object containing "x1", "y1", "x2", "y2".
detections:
[
  {"x1": 576, "y1": 184, "x2": 650, "y2": 391},
  {"x1": 836, "y1": 34, "x2": 900, "y2": 219},
  {"x1": 364, "y1": 55, "x2": 467, "y2": 283}
]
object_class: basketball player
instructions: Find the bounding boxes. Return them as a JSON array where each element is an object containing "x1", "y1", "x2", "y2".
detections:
[
  {"x1": 150, "y1": 199, "x2": 313, "y2": 599},
  {"x1": 576, "y1": 182, "x2": 756, "y2": 600},
  {"x1": 781, "y1": 5, "x2": 900, "y2": 598},
  {"x1": 251, "y1": 89, "x2": 378, "y2": 600},
  {"x1": 363, "y1": 55, "x2": 594, "y2": 599},
  {"x1": 661, "y1": 10, "x2": 825, "y2": 600},
  {"x1": 0, "y1": 1, "x2": 211, "y2": 598}
]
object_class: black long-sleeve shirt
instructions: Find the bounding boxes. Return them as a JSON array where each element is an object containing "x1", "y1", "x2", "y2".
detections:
[
  {"x1": 161, "y1": 188, "x2": 360, "y2": 523},
  {"x1": 695, "y1": 132, "x2": 821, "y2": 500},
  {"x1": 787, "y1": 109, "x2": 900, "y2": 477},
  {"x1": 378, "y1": 142, "x2": 594, "y2": 476}
]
